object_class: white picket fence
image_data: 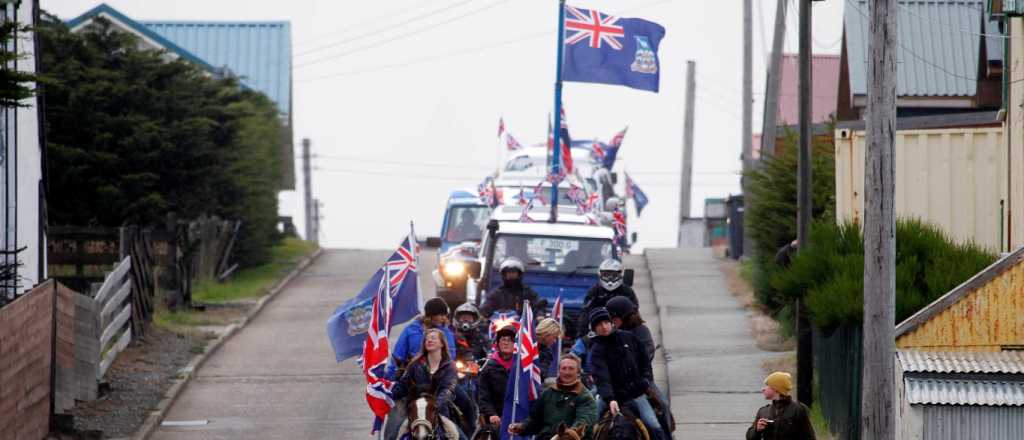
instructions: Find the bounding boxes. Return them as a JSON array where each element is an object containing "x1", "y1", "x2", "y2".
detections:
[{"x1": 93, "y1": 256, "x2": 133, "y2": 380}]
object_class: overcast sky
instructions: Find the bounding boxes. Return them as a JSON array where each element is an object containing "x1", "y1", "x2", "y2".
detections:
[{"x1": 50, "y1": 0, "x2": 844, "y2": 250}]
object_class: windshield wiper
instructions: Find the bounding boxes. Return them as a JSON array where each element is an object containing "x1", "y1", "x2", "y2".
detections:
[{"x1": 567, "y1": 265, "x2": 598, "y2": 278}]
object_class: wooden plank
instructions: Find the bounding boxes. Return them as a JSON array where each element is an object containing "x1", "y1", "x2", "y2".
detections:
[
  {"x1": 94, "y1": 257, "x2": 131, "y2": 303},
  {"x1": 100, "y1": 305, "x2": 131, "y2": 350},
  {"x1": 99, "y1": 281, "x2": 131, "y2": 327},
  {"x1": 97, "y1": 328, "x2": 131, "y2": 380}
]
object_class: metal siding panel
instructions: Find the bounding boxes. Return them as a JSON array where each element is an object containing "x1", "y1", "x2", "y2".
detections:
[{"x1": 922, "y1": 405, "x2": 1024, "y2": 440}]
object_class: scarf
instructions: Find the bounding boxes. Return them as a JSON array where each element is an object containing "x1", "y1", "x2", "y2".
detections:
[{"x1": 489, "y1": 350, "x2": 514, "y2": 370}]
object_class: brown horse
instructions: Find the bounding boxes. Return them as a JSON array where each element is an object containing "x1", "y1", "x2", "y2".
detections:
[
  {"x1": 403, "y1": 396, "x2": 460, "y2": 440},
  {"x1": 592, "y1": 412, "x2": 650, "y2": 440},
  {"x1": 548, "y1": 423, "x2": 586, "y2": 440}
]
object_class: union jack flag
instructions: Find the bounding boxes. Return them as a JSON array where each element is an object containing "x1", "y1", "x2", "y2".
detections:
[
  {"x1": 548, "y1": 296, "x2": 563, "y2": 378},
  {"x1": 591, "y1": 141, "x2": 606, "y2": 162},
  {"x1": 612, "y1": 208, "x2": 627, "y2": 241},
  {"x1": 385, "y1": 238, "x2": 418, "y2": 297},
  {"x1": 363, "y1": 266, "x2": 395, "y2": 432},
  {"x1": 488, "y1": 310, "x2": 520, "y2": 341},
  {"x1": 609, "y1": 127, "x2": 628, "y2": 148},
  {"x1": 565, "y1": 5, "x2": 625, "y2": 50},
  {"x1": 518, "y1": 301, "x2": 543, "y2": 400},
  {"x1": 506, "y1": 133, "x2": 523, "y2": 151},
  {"x1": 498, "y1": 117, "x2": 505, "y2": 138}
]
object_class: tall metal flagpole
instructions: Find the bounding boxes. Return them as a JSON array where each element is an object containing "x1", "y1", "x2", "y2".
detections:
[
  {"x1": 550, "y1": 0, "x2": 567, "y2": 223},
  {"x1": 509, "y1": 299, "x2": 530, "y2": 440},
  {"x1": 410, "y1": 221, "x2": 422, "y2": 311}
]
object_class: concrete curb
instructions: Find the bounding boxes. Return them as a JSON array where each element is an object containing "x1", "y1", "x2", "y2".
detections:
[
  {"x1": 642, "y1": 250, "x2": 672, "y2": 403},
  {"x1": 131, "y1": 247, "x2": 325, "y2": 440}
]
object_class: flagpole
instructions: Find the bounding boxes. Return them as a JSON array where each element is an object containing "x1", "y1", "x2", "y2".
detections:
[
  {"x1": 509, "y1": 300, "x2": 529, "y2": 440},
  {"x1": 550, "y1": 0, "x2": 567, "y2": 223},
  {"x1": 410, "y1": 221, "x2": 422, "y2": 312}
]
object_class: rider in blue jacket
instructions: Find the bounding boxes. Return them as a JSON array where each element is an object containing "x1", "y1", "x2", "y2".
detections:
[{"x1": 387, "y1": 297, "x2": 457, "y2": 380}]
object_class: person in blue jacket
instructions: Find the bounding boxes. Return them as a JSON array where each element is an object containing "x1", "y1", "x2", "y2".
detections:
[{"x1": 387, "y1": 297, "x2": 457, "y2": 379}]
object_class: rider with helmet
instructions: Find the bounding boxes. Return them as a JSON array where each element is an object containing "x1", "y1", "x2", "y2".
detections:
[
  {"x1": 480, "y1": 257, "x2": 542, "y2": 319},
  {"x1": 477, "y1": 325, "x2": 517, "y2": 431},
  {"x1": 577, "y1": 259, "x2": 639, "y2": 337},
  {"x1": 453, "y1": 302, "x2": 488, "y2": 361}
]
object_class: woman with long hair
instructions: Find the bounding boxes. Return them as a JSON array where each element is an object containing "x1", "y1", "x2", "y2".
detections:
[{"x1": 391, "y1": 328, "x2": 461, "y2": 438}]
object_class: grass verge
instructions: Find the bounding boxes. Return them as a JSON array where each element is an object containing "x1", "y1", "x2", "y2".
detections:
[{"x1": 192, "y1": 238, "x2": 318, "y2": 303}]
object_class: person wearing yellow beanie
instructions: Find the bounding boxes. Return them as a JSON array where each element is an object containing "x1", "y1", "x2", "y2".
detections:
[{"x1": 745, "y1": 371, "x2": 816, "y2": 440}]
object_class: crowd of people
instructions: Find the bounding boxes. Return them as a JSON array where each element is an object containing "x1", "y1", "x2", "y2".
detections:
[{"x1": 380, "y1": 256, "x2": 813, "y2": 440}]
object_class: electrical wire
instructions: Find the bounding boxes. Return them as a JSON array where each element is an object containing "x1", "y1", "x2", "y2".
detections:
[
  {"x1": 295, "y1": 0, "x2": 677, "y2": 82},
  {"x1": 314, "y1": 154, "x2": 494, "y2": 170},
  {"x1": 294, "y1": 0, "x2": 478, "y2": 57},
  {"x1": 295, "y1": 0, "x2": 511, "y2": 70},
  {"x1": 313, "y1": 166, "x2": 484, "y2": 182}
]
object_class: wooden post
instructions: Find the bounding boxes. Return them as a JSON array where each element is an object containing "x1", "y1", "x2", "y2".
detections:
[
  {"x1": 760, "y1": 0, "x2": 787, "y2": 157},
  {"x1": 741, "y1": 0, "x2": 753, "y2": 259},
  {"x1": 678, "y1": 60, "x2": 696, "y2": 247},
  {"x1": 796, "y1": 0, "x2": 814, "y2": 407},
  {"x1": 862, "y1": 0, "x2": 897, "y2": 438}
]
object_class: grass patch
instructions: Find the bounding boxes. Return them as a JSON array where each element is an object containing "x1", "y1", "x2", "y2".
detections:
[
  {"x1": 154, "y1": 308, "x2": 221, "y2": 330},
  {"x1": 192, "y1": 238, "x2": 317, "y2": 303},
  {"x1": 738, "y1": 259, "x2": 756, "y2": 285},
  {"x1": 809, "y1": 402, "x2": 834, "y2": 440}
]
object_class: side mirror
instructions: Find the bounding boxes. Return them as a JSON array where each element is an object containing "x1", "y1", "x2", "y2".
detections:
[
  {"x1": 623, "y1": 268, "x2": 635, "y2": 287},
  {"x1": 486, "y1": 219, "x2": 500, "y2": 232},
  {"x1": 631, "y1": 232, "x2": 638, "y2": 243},
  {"x1": 467, "y1": 261, "x2": 482, "y2": 279},
  {"x1": 425, "y1": 237, "x2": 442, "y2": 248},
  {"x1": 610, "y1": 173, "x2": 618, "y2": 184}
]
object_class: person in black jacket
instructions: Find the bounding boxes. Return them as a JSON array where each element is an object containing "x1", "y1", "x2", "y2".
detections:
[
  {"x1": 390, "y1": 328, "x2": 461, "y2": 439},
  {"x1": 480, "y1": 258, "x2": 542, "y2": 319},
  {"x1": 588, "y1": 308, "x2": 668, "y2": 440},
  {"x1": 477, "y1": 326, "x2": 516, "y2": 430},
  {"x1": 577, "y1": 259, "x2": 639, "y2": 337},
  {"x1": 606, "y1": 296, "x2": 673, "y2": 434}
]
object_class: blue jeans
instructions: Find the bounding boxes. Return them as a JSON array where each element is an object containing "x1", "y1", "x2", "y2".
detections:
[{"x1": 624, "y1": 396, "x2": 668, "y2": 440}]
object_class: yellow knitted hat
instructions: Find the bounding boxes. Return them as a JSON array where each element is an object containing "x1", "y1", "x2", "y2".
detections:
[{"x1": 764, "y1": 372, "x2": 793, "y2": 395}]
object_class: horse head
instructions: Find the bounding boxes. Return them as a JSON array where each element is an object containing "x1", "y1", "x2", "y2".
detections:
[
  {"x1": 593, "y1": 412, "x2": 649, "y2": 440},
  {"x1": 549, "y1": 422, "x2": 584, "y2": 440},
  {"x1": 406, "y1": 396, "x2": 439, "y2": 440}
]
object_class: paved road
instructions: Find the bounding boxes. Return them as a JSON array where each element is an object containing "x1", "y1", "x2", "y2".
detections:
[
  {"x1": 646, "y1": 248, "x2": 775, "y2": 440},
  {"x1": 151, "y1": 249, "x2": 438, "y2": 440}
]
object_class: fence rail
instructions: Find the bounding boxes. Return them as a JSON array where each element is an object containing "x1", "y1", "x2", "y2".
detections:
[{"x1": 94, "y1": 257, "x2": 133, "y2": 380}]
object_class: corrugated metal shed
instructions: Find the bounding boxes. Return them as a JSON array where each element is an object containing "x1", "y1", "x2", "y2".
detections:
[
  {"x1": 899, "y1": 351, "x2": 1024, "y2": 374},
  {"x1": 922, "y1": 406, "x2": 1024, "y2": 440},
  {"x1": 844, "y1": 0, "x2": 985, "y2": 97},
  {"x1": 141, "y1": 21, "x2": 291, "y2": 117},
  {"x1": 904, "y1": 377, "x2": 1024, "y2": 406}
]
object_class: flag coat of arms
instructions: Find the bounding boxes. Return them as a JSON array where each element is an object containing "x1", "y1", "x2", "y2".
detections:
[
  {"x1": 326, "y1": 233, "x2": 421, "y2": 362},
  {"x1": 562, "y1": 6, "x2": 666, "y2": 92}
]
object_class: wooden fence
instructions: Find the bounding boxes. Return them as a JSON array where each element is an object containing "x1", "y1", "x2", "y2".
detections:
[{"x1": 93, "y1": 257, "x2": 133, "y2": 380}]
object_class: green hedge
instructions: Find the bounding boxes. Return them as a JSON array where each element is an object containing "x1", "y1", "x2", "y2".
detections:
[{"x1": 771, "y1": 219, "x2": 996, "y2": 329}]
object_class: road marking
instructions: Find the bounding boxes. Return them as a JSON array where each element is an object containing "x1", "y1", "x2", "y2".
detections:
[{"x1": 161, "y1": 420, "x2": 209, "y2": 427}]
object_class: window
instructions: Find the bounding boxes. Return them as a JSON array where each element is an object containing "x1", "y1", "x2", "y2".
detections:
[
  {"x1": 445, "y1": 206, "x2": 490, "y2": 243},
  {"x1": 494, "y1": 234, "x2": 613, "y2": 273}
]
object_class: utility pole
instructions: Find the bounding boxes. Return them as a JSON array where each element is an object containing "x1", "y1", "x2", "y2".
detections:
[
  {"x1": 760, "y1": 0, "x2": 788, "y2": 158},
  {"x1": 312, "y1": 198, "x2": 322, "y2": 245},
  {"x1": 741, "y1": 0, "x2": 753, "y2": 258},
  {"x1": 863, "y1": 0, "x2": 897, "y2": 437},
  {"x1": 678, "y1": 60, "x2": 696, "y2": 247},
  {"x1": 796, "y1": 0, "x2": 814, "y2": 407},
  {"x1": 302, "y1": 138, "x2": 314, "y2": 242}
]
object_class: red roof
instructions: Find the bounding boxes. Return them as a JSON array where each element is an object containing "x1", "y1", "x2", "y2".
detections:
[{"x1": 776, "y1": 54, "x2": 839, "y2": 125}]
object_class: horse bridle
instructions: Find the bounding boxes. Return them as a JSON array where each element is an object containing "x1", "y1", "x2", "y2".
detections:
[{"x1": 409, "y1": 417, "x2": 436, "y2": 439}]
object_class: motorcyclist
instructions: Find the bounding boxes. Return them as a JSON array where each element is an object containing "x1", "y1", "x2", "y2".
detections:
[
  {"x1": 588, "y1": 308, "x2": 669, "y2": 440},
  {"x1": 577, "y1": 259, "x2": 639, "y2": 337},
  {"x1": 477, "y1": 326, "x2": 517, "y2": 431},
  {"x1": 480, "y1": 258, "x2": 542, "y2": 319},
  {"x1": 453, "y1": 302, "x2": 489, "y2": 361}
]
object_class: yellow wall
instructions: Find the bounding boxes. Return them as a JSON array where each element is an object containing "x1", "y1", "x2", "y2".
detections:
[
  {"x1": 835, "y1": 127, "x2": 1007, "y2": 251},
  {"x1": 896, "y1": 260, "x2": 1024, "y2": 351},
  {"x1": 1010, "y1": 18, "x2": 1024, "y2": 250}
]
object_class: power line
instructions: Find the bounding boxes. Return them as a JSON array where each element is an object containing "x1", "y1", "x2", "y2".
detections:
[
  {"x1": 894, "y1": 3, "x2": 1014, "y2": 40},
  {"x1": 294, "y1": 0, "x2": 511, "y2": 70},
  {"x1": 294, "y1": 0, "x2": 677, "y2": 82},
  {"x1": 314, "y1": 153, "x2": 494, "y2": 171},
  {"x1": 314, "y1": 166, "x2": 483, "y2": 182},
  {"x1": 294, "y1": 0, "x2": 478, "y2": 57},
  {"x1": 295, "y1": 0, "x2": 458, "y2": 46}
]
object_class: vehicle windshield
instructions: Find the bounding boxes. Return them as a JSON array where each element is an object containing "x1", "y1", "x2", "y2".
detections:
[
  {"x1": 493, "y1": 234, "x2": 613, "y2": 273},
  {"x1": 445, "y1": 206, "x2": 491, "y2": 242}
]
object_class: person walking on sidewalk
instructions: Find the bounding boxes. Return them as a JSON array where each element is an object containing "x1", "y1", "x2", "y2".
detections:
[
  {"x1": 746, "y1": 372, "x2": 816, "y2": 440},
  {"x1": 577, "y1": 259, "x2": 639, "y2": 337}
]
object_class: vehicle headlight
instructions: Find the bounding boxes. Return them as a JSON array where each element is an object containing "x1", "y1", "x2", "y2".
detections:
[{"x1": 443, "y1": 261, "x2": 466, "y2": 278}]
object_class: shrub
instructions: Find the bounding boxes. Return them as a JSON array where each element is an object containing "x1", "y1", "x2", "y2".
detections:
[{"x1": 775, "y1": 219, "x2": 996, "y2": 329}]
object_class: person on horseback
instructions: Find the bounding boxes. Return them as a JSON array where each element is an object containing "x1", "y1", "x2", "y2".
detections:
[
  {"x1": 535, "y1": 318, "x2": 562, "y2": 384},
  {"x1": 606, "y1": 297, "x2": 673, "y2": 435},
  {"x1": 390, "y1": 328, "x2": 462, "y2": 440},
  {"x1": 480, "y1": 258, "x2": 541, "y2": 319},
  {"x1": 577, "y1": 259, "x2": 638, "y2": 337},
  {"x1": 508, "y1": 354, "x2": 597, "y2": 439},
  {"x1": 453, "y1": 302, "x2": 488, "y2": 361},
  {"x1": 587, "y1": 308, "x2": 669, "y2": 440},
  {"x1": 477, "y1": 325, "x2": 516, "y2": 432}
]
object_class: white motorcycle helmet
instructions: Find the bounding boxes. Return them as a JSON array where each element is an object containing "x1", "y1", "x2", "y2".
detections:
[
  {"x1": 499, "y1": 257, "x2": 525, "y2": 274},
  {"x1": 598, "y1": 258, "x2": 623, "y2": 291},
  {"x1": 454, "y1": 302, "x2": 481, "y2": 332}
]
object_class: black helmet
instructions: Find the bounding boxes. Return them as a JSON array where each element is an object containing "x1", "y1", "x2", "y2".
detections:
[
  {"x1": 495, "y1": 325, "x2": 517, "y2": 342},
  {"x1": 424, "y1": 297, "x2": 449, "y2": 317},
  {"x1": 606, "y1": 296, "x2": 635, "y2": 319}
]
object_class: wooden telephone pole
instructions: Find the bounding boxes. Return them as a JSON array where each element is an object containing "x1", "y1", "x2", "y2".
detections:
[
  {"x1": 796, "y1": 0, "x2": 814, "y2": 407},
  {"x1": 862, "y1": 0, "x2": 898, "y2": 438}
]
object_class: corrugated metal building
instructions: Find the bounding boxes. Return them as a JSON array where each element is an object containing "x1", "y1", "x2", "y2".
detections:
[
  {"x1": 66, "y1": 4, "x2": 296, "y2": 190},
  {"x1": 896, "y1": 351, "x2": 1024, "y2": 440},
  {"x1": 893, "y1": 246, "x2": 1024, "y2": 439}
]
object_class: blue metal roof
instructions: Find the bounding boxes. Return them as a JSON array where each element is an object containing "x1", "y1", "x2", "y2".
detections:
[
  {"x1": 844, "y1": 0, "x2": 988, "y2": 98},
  {"x1": 66, "y1": 4, "x2": 291, "y2": 117},
  {"x1": 142, "y1": 20, "x2": 291, "y2": 116}
]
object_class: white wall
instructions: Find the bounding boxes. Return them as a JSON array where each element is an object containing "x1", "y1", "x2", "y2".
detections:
[{"x1": 15, "y1": 0, "x2": 43, "y2": 291}]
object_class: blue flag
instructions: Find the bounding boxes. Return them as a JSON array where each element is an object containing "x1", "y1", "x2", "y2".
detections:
[
  {"x1": 500, "y1": 302, "x2": 541, "y2": 440},
  {"x1": 601, "y1": 128, "x2": 628, "y2": 169},
  {"x1": 561, "y1": 6, "x2": 665, "y2": 92},
  {"x1": 326, "y1": 235, "x2": 421, "y2": 362},
  {"x1": 625, "y1": 173, "x2": 649, "y2": 216}
]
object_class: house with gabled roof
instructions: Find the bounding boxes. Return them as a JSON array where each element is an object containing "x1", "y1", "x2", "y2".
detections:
[
  {"x1": 65, "y1": 3, "x2": 296, "y2": 192},
  {"x1": 893, "y1": 246, "x2": 1024, "y2": 439}
]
